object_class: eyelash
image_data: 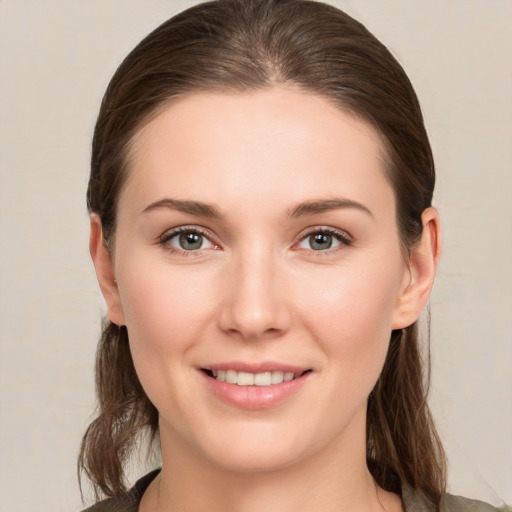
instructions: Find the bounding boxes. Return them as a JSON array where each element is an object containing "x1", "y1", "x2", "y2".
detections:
[
  {"x1": 295, "y1": 227, "x2": 353, "y2": 254},
  {"x1": 157, "y1": 226, "x2": 353, "y2": 256},
  {"x1": 157, "y1": 226, "x2": 218, "y2": 257}
]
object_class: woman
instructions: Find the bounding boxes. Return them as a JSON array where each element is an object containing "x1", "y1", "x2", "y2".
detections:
[{"x1": 79, "y1": 0, "x2": 507, "y2": 511}]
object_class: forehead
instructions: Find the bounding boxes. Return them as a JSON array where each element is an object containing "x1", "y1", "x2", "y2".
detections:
[{"x1": 122, "y1": 88, "x2": 393, "y2": 215}]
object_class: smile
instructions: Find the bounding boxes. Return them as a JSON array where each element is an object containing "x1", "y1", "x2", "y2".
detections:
[
  {"x1": 205, "y1": 369, "x2": 305, "y2": 386},
  {"x1": 201, "y1": 365, "x2": 312, "y2": 408}
]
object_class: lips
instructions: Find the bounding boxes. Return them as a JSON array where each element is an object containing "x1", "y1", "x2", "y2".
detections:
[{"x1": 200, "y1": 363, "x2": 312, "y2": 409}]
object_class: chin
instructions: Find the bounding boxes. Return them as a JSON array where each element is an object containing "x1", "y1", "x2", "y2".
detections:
[
  {"x1": 206, "y1": 442, "x2": 305, "y2": 474},
  {"x1": 186, "y1": 419, "x2": 312, "y2": 474}
]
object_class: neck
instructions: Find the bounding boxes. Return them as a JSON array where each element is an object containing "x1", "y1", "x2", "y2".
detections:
[{"x1": 141, "y1": 410, "x2": 401, "y2": 512}]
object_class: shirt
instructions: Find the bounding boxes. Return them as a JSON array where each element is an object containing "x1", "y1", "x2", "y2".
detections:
[{"x1": 80, "y1": 469, "x2": 510, "y2": 512}]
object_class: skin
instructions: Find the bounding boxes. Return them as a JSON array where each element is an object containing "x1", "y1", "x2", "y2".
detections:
[{"x1": 91, "y1": 88, "x2": 440, "y2": 512}]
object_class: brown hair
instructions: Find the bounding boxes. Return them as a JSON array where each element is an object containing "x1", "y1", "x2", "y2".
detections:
[{"x1": 81, "y1": 0, "x2": 446, "y2": 505}]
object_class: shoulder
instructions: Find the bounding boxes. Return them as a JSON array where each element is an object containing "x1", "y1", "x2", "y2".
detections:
[
  {"x1": 441, "y1": 494, "x2": 511, "y2": 512},
  {"x1": 77, "y1": 469, "x2": 161, "y2": 512},
  {"x1": 79, "y1": 493, "x2": 136, "y2": 512},
  {"x1": 402, "y1": 483, "x2": 510, "y2": 512}
]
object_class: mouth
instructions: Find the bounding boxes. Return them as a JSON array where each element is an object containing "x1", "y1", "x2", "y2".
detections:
[{"x1": 201, "y1": 368, "x2": 311, "y2": 386}]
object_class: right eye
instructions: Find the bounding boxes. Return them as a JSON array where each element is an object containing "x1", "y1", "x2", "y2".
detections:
[{"x1": 159, "y1": 227, "x2": 216, "y2": 253}]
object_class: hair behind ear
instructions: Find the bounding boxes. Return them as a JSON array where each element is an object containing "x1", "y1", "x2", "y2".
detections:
[
  {"x1": 367, "y1": 323, "x2": 446, "y2": 507},
  {"x1": 78, "y1": 321, "x2": 159, "y2": 499}
]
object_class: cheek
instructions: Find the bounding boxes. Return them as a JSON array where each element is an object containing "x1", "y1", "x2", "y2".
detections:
[
  {"x1": 115, "y1": 254, "x2": 218, "y2": 369},
  {"x1": 294, "y1": 256, "x2": 403, "y2": 374},
  {"x1": 115, "y1": 258, "x2": 219, "y2": 420}
]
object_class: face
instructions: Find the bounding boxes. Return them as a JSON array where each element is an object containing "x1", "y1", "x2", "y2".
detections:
[{"x1": 98, "y1": 88, "x2": 425, "y2": 473}]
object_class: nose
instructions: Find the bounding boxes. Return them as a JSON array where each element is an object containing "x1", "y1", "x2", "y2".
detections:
[{"x1": 218, "y1": 248, "x2": 292, "y2": 340}]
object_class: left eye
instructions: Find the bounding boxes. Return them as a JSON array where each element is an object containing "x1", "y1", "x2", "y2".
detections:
[
  {"x1": 298, "y1": 231, "x2": 346, "y2": 251},
  {"x1": 167, "y1": 230, "x2": 214, "y2": 251}
]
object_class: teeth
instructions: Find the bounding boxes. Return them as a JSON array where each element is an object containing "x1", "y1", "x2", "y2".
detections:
[
  {"x1": 237, "y1": 371, "x2": 254, "y2": 385},
  {"x1": 226, "y1": 370, "x2": 238, "y2": 384},
  {"x1": 254, "y1": 372, "x2": 271, "y2": 386},
  {"x1": 211, "y1": 370, "x2": 301, "y2": 386},
  {"x1": 271, "y1": 371, "x2": 284, "y2": 384}
]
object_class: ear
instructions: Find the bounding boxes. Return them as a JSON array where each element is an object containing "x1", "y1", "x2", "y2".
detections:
[
  {"x1": 89, "y1": 214, "x2": 126, "y2": 326},
  {"x1": 392, "y1": 207, "x2": 441, "y2": 329}
]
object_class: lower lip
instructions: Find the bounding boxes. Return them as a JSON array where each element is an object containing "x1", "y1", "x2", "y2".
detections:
[{"x1": 202, "y1": 371, "x2": 311, "y2": 409}]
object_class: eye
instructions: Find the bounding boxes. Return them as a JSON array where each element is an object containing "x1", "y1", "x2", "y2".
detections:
[
  {"x1": 160, "y1": 227, "x2": 216, "y2": 252},
  {"x1": 297, "y1": 228, "x2": 351, "y2": 252}
]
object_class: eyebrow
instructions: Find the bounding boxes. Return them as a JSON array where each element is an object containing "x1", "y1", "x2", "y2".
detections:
[
  {"x1": 141, "y1": 196, "x2": 373, "y2": 219},
  {"x1": 141, "y1": 198, "x2": 223, "y2": 218},
  {"x1": 289, "y1": 198, "x2": 373, "y2": 218}
]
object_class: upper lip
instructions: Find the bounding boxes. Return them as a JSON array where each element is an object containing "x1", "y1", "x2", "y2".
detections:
[{"x1": 201, "y1": 361, "x2": 311, "y2": 374}]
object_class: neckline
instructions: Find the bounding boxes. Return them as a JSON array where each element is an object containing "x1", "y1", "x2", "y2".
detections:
[{"x1": 130, "y1": 468, "x2": 435, "y2": 512}]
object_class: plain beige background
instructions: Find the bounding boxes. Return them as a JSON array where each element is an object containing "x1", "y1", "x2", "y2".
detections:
[{"x1": 1, "y1": 1, "x2": 511, "y2": 510}]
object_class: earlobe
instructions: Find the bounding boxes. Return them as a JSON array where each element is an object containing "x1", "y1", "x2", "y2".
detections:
[
  {"x1": 89, "y1": 214, "x2": 126, "y2": 326},
  {"x1": 392, "y1": 207, "x2": 441, "y2": 329}
]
